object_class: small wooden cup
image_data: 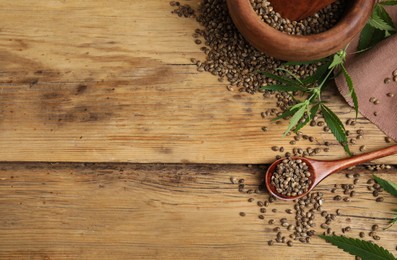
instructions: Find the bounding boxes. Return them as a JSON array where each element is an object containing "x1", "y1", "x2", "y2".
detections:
[{"x1": 226, "y1": 0, "x2": 375, "y2": 61}]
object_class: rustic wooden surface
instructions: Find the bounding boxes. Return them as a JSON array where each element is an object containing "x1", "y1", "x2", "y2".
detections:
[
  {"x1": 0, "y1": 163, "x2": 396, "y2": 259},
  {"x1": 1, "y1": 1, "x2": 397, "y2": 259},
  {"x1": 0, "y1": 0, "x2": 396, "y2": 164}
]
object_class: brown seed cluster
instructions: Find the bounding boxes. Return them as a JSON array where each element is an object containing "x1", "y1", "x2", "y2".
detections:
[
  {"x1": 384, "y1": 69, "x2": 397, "y2": 84},
  {"x1": 367, "y1": 178, "x2": 385, "y2": 202},
  {"x1": 231, "y1": 164, "x2": 391, "y2": 249},
  {"x1": 250, "y1": 0, "x2": 346, "y2": 35},
  {"x1": 269, "y1": 131, "x2": 327, "y2": 159},
  {"x1": 366, "y1": 164, "x2": 393, "y2": 171},
  {"x1": 174, "y1": 0, "x2": 323, "y2": 97},
  {"x1": 170, "y1": 1, "x2": 196, "y2": 18},
  {"x1": 271, "y1": 159, "x2": 312, "y2": 197}
]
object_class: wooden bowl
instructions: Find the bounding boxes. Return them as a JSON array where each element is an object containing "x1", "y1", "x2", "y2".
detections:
[{"x1": 226, "y1": 0, "x2": 375, "y2": 61}]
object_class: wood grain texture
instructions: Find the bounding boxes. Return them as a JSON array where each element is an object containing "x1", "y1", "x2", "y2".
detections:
[
  {"x1": 0, "y1": 0, "x2": 396, "y2": 164},
  {"x1": 0, "y1": 163, "x2": 396, "y2": 259}
]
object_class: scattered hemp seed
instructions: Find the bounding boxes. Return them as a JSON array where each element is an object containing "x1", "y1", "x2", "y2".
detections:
[
  {"x1": 372, "y1": 224, "x2": 379, "y2": 231},
  {"x1": 334, "y1": 195, "x2": 342, "y2": 201},
  {"x1": 345, "y1": 226, "x2": 352, "y2": 232},
  {"x1": 271, "y1": 146, "x2": 279, "y2": 151},
  {"x1": 359, "y1": 145, "x2": 366, "y2": 152},
  {"x1": 384, "y1": 78, "x2": 392, "y2": 84},
  {"x1": 239, "y1": 212, "x2": 246, "y2": 217},
  {"x1": 385, "y1": 137, "x2": 392, "y2": 143},
  {"x1": 170, "y1": 2, "x2": 196, "y2": 18}
]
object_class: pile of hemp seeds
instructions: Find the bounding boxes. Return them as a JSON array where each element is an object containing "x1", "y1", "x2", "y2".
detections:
[
  {"x1": 251, "y1": 0, "x2": 346, "y2": 35},
  {"x1": 169, "y1": 0, "x2": 397, "y2": 253},
  {"x1": 271, "y1": 158, "x2": 312, "y2": 197},
  {"x1": 230, "y1": 166, "x2": 396, "y2": 249}
]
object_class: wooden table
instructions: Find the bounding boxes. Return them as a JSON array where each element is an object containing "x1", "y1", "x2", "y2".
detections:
[{"x1": 0, "y1": 1, "x2": 396, "y2": 259}]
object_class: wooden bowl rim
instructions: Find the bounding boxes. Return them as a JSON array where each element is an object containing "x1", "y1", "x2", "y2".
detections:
[{"x1": 227, "y1": 0, "x2": 375, "y2": 61}]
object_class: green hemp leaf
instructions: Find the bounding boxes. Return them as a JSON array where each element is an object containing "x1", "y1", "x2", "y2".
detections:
[
  {"x1": 261, "y1": 48, "x2": 355, "y2": 155},
  {"x1": 373, "y1": 175, "x2": 397, "y2": 229},
  {"x1": 358, "y1": 1, "x2": 396, "y2": 51},
  {"x1": 319, "y1": 235, "x2": 396, "y2": 260}
]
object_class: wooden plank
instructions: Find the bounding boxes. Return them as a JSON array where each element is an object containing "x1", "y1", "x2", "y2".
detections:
[
  {"x1": 0, "y1": 163, "x2": 396, "y2": 259},
  {"x1": 0, "y1": 0, "x2": 396, "y2": 164}
]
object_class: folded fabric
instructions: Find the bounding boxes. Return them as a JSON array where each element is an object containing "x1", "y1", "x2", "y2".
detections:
[{"x1": 335, "y1": 8, "x2": 397, "y2": 141}]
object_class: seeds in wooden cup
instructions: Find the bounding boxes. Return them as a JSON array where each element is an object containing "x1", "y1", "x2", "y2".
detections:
[{"x1": 251, "y1": 0, "x2": 346, "y2": 35}]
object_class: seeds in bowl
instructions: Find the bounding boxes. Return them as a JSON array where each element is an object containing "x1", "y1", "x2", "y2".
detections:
[
  {"x1": 270, "y1": 158, "x2": 312, "y2": 197},
  {"x1": 250, "y1": 0, "x2": 346, "y2": 35},
  {"x1": 172, "y1": 0, "x2": 322, "y2": 97}
]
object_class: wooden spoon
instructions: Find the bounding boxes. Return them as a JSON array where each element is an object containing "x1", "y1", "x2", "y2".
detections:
[
  {"x1": 265, "y1": 145, "x2": 397, "y2": 201},
  {"x1": 267, "y1": 0, "x2": 337, "y2": 21}
]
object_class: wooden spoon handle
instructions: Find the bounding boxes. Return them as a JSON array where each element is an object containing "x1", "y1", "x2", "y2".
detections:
[{"x1": 321, "y1": 145, "x2": 397, "y2": 174}]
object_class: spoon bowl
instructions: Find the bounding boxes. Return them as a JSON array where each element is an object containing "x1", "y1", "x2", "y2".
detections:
[
  {"x1": 265, "y1": 145, "x2": 397, "y2": 200},
  {"x1": 265, "y1": 157, "x2": 316, "y2": 200}
]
